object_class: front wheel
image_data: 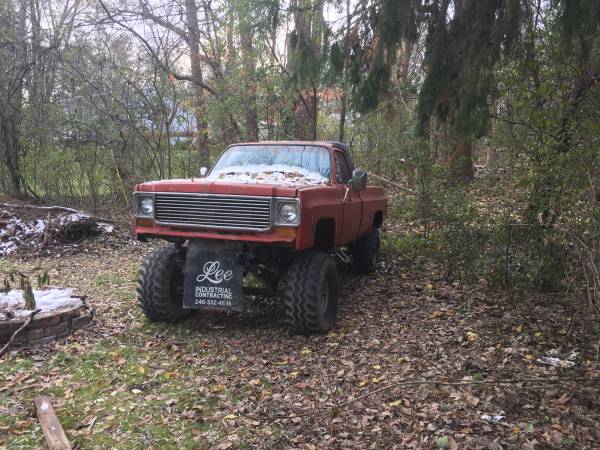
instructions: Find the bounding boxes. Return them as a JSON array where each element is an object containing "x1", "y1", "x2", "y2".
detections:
[
  {"x1": 281, "y1": 251, "x2": 339, "y2": 335},
  {"x1": 137, "y1": 244, "x2": 193, "y2": 322}
]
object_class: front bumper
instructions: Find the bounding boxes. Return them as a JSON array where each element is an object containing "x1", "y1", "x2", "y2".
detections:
[{"x1": 134, "y1": 220, "x2": 297, "y2": 246}]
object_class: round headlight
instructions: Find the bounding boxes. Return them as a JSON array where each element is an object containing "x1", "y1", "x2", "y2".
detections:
[
  {"x1": 139, "y1": 197, "x2": 154, "y2": 215},
  {"x1": 279, "y1": 203, "x2": 298, "y2": 223}
]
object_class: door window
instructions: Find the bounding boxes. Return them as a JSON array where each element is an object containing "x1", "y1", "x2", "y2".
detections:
[{"x1": 335, "y1": 152, "x2": 352, "y2": 184}]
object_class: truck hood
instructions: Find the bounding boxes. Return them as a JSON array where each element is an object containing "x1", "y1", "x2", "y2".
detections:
[{"x1": 135, "y1": 178, "x2": 321, "y2": 197}]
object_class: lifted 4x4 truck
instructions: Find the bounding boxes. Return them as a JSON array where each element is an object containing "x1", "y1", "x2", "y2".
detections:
[{"x1": 132, "y1": 141, "x2": 387, "y2": 335}]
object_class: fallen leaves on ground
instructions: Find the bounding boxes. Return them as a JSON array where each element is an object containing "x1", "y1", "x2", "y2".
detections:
[{"x1": 0, "y1": 240, "x2": 599, "y2": 449}]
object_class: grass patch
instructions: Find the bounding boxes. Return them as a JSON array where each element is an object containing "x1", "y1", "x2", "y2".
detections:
[
  {"x1": 0, "y1": 327, "x2": 236, "y2": 448},
  {"x1": 380, "y1": 232, "x2": 436, "y2": 260}
]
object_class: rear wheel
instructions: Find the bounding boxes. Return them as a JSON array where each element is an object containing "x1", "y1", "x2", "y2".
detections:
[
  {"x1": 281, "y1": 251, "x2": 338, "y2": 335},
  {"x1": 353, "y1": 229, "x2": 380, "y2": 273},
  {"x1": 137, "y1": 244, "x2": 193, "y2": 322}
]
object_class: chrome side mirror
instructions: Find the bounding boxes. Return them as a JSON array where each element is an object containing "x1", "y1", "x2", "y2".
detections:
[
  {"x1": 351, "y1": 169, "x2": 367, "y2": 192},
  {"x1": 199, "y1": 167, "x2": 208, "y2": 177}
]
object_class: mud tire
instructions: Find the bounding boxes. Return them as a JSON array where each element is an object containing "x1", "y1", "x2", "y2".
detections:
[
  {"x1": 353, "y1": 229, "x2": 380, "y2": 273},
  {"x1": 137, "y1": 244, "x2": 193, "y2": 322},
  {"x1": 281, "y1": 251, "x2": 338, "y2": 335}
]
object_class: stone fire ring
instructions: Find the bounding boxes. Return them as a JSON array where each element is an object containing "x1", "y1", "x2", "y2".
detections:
[{"x1": 0, "y1": 296, "x2": 93, "y2": 346}]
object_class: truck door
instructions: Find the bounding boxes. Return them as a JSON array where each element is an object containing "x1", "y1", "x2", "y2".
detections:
[{"x1": 334, "y1": 151, "x2": 362, "y2": 245}]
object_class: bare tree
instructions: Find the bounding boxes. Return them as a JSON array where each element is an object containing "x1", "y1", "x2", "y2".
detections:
[
  {"x1": 238, "y1": 0, "x2": 259, "y2": 141},
  {"x1": 184, "y1": 0, "x2": 209, "y2": 164},
  {"x1": 0, "y1": 0, "x2": 27, "y2": 196}
]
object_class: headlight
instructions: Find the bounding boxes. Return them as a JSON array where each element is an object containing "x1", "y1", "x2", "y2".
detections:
[
  {"x1": 279, "y1": 203, "x2": 298, "y2": 223},
  {"x1": 140, "y1": 197, "x2": 154, "y2": 214},
  {"x1": 274, "y1": 199, "x2": 300, "y2": 226},
  {"x1": 133, "y1": 194, "x2": 154, "y2": 217}
]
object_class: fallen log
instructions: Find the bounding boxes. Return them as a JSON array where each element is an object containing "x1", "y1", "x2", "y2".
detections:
[{"x1": 33, "y1": 396, "x2": 72, "y2": 450}]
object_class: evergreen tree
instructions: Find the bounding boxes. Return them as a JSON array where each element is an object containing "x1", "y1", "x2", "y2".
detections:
[{"x1": 350, "y1": 0, "x2": 521, "y2": 180}]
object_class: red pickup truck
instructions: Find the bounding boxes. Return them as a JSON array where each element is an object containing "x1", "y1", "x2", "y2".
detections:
[{"x1": 132, "y1": 141, "x2": 387, "y2": 334}]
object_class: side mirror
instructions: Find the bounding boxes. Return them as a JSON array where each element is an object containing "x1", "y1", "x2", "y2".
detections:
[
  {"x1": 351, "y1": 169, "x2": 367, "y2": 192},
  {"x1": 199, "y1": 167, "x2": 208, "y2": 177}
]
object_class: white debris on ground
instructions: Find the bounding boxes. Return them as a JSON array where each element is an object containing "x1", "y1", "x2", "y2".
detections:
[
  {"x1": 481, "y1": 414, "x2": 505, "y2": 423},
  {"x1": 0, "y1": 211, "x2": 113, "y2": 256},
  {"x1": 537, "y1": 349, "x2": 578, "y2": 368},
  {"x1": 98, "y1": 222, "x2": 114, "y2": 233},
  {"x1": 0, "y1": 217, "x2": 46, "y2": 256},
  {"x1": 0, "y1": 288, "x2": 81, "y2": 319},
  {"x1": 209, "y1": 164, "x2": 329, "y2": 186}
]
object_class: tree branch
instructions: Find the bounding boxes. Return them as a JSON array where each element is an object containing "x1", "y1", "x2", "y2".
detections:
[
  {"x1": 0, "y1": 309, "x2": 41, "y2": 357},
  {"x1": 96, "y1": 0, "x2": 216, "y2": 96}
]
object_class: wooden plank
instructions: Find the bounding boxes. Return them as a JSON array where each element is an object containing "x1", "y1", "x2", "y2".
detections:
[{"x1": 33, "y1": 396, "x2": 72, "y2": 450}]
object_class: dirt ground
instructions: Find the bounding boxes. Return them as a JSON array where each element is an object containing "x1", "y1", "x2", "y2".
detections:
[{"x1": 1, "y1": 231, "x2": 599, "y2": 449}]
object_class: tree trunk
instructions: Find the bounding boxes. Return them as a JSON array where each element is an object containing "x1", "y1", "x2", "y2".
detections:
[
  {"x1": 239, "y1": 4, "x2": 259, "y2": 141},
  {"x1": 1, "y1": 120, "x2": 22, "y2": 196},
  {"x1": 288, "y1": 0, "x2": 318, "y2": 141},
  {"x1": 338, "y1": 0, "x2": 351, "y2": 143},
  {"x1": 184, "y1": 0, "x2": 209, "y2": 167},
  {"x1": 339, "y1": 93, "x2": 347, "y2": 142},
  {"x1": 0, "y1": 0, "x2": 27, "y2": 196},
  {"x1": 448, "y1": 139, "x2": 474, "y2": 181},
  {"x1": 485, "y1": 142, "x2": 499, "y2": 173},
  {"x1": 312, "y1": 84, "x2": 318, "y2": 141}
]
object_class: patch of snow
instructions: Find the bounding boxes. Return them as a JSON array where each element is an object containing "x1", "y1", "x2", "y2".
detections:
[
  {"x1": 0, "y1": 217, "x2": 34, "y2": 255},
  {"x1": 98, "y1": 222, "x2": 114, "y2": 233},
  {"x1": 61, "y1": 213, "x2": 86, "y2": 223},
  {"x1": 0, "y1": 288, "x2": 81, "y2": 319},
  {"x1": 537, "y1": 350, "x2": 578, "y2": 368},
  {"x1": 0, "y1": 210, "x2": 113, "y2": 256},
  {"x1": 209, "y1": 164, "x2": 329, "y2": 186},
  {"x1": 34, "y1": 219, "x2": 46, "y2": 233},
  {"x1": 0, "y1": 241, "x2": 17, "y2": 255},
  {"x1": 481, "y1": 414, "x2": 505, "y2": 423}
]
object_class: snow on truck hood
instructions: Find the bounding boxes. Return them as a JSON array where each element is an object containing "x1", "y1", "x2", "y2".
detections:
[{"x1": 208, "y1": 164, "x2": 329, "y2": 186}]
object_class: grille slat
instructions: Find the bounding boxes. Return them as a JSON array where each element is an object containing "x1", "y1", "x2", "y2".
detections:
[
  {"x1": 155, "y1": 211, "x2": 270, "y2": 220},
  {"x1": 156, "y1": 199, "x2": 270, "y2": 207},
  {"x1": 154, "y1": 193, "x2": 271, "y2": 231},
  {"x1": 155, "y1": 204, "x2": 270, "y2": 212}
]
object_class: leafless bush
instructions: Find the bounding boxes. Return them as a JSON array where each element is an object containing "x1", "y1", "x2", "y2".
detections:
[{"x1": 563, "y1": 230, "x2": 600, "y2": 360}]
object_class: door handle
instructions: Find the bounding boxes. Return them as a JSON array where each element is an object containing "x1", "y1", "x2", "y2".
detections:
[{"x1": 343, "y1": 186, "x2": 351, "y2": 203}]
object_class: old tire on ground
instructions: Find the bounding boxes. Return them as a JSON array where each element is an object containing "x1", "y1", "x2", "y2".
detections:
[
  {"x1": 281, "y1": 251, "x2": 339, "y2": 335},
  {"x1": 353, "y1": 229, "x2": 380, "y2": 273},
  {"x1": 137, "y1": 244, "x2": 193, "y2": 322}
]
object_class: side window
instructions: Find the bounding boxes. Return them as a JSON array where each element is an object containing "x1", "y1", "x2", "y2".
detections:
[{"x1": 335, "y1": 152, "x2": 352, "y2": 184}]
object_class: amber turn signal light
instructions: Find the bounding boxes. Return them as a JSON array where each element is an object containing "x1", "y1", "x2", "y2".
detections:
[
  {"x1": 136, "y1": 218, "x2": 154, "y2": 228},
  {"x1": 275, "y1": 227, "x2": 297, "y2": 238}
]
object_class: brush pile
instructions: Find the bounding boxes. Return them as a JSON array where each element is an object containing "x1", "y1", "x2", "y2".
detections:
[{"x1": 0, "y1": 203, "x2": 114, "y2": 256}]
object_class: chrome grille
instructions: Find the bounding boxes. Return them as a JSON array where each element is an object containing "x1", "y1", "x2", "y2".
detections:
[{"x1": 154, "y1": 193, "x2": 271, "y2": 231}]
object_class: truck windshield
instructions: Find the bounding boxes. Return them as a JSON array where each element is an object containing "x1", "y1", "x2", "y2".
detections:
[{"x1": 209, "y1": 145, "x2": 331, "y2": 184}]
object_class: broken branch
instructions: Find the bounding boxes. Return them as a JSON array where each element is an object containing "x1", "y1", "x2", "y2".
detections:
[
  {"x1": 33, "y1": 396, "x2": 72, "y2": 450},
  {"x1": 368, "y1": 173, "x2": 415, "y2": 194},
  {"x1": 0, "y1": 203, "x2": 114, "y2": 223},
  {"x1": 0, "y1": 309, "x2": 41, "y2": 357}
]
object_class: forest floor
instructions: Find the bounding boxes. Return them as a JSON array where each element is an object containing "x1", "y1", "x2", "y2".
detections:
[{"x1": 1, "y1": 215, "x2": 599, "y2": 449}]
